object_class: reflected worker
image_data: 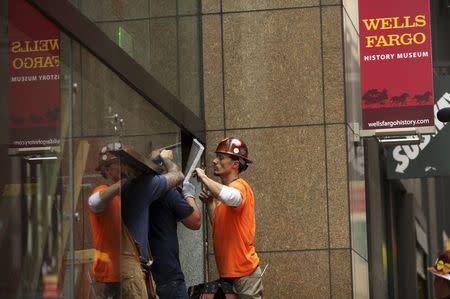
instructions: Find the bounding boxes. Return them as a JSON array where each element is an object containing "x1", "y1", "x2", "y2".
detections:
[
  {"x1": 89, "y1": 143, "x2": 184, "y2": 299},
  {"x1": 195, "y1": 137, "x2": 263, "y2": 299},
  {"x1": 88, "y1": 149, "x2": 122, "y2": 299}
]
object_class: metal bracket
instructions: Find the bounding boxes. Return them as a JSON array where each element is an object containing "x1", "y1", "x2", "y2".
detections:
[
  {"x1": 106, "y1": 107, "x2": 124, "y2": 135},
  {"x1": 8, "y1": 146, "x2": 60, "y2": 156},
  {"x1": 72, "y1": 82, "x2": 79, "y2": 93},
  {"x1": 376, "y1": 134, "x2": 424, "y2": 146},
  {"x1": 350, "y1": 123, "x2": 363, "y2": 143},
  {"x1": 350, "y1": 123, "x2": 432, "y2": 146}
]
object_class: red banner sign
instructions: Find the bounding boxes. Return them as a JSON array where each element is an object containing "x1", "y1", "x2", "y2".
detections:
[
  {"x1": 359, "y1": 0, "x2": 434, "y2": 132},
  {"x1": 8, "y1": 0, "x2": 60, "y2": 148}
]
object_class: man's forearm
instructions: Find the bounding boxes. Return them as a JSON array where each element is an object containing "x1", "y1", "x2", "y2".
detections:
[
  {"x1": 198, "y1": 173, "x2": 242, "y2": 206},
  {"x1": 181, "y1": 196, "x2": 202, "y2": 230},
  {"x1": 198, "y1": 175, "x2": 223, "y2": 198},
  {"x1": 161, "y1": 157, "x2": 184, "y2": 190},
  {"x1": 186, "y1": 197, "x2": 201, "y2": 218},
  {"x1": 89, "y1": 180, "x2": 122, "y2": 213},
  {"x1": 99, "y1": 180, "x2": 122, "y2": 201},
  {"x1": 161, "y1": 156, "x2": 178, "y2": 173}
]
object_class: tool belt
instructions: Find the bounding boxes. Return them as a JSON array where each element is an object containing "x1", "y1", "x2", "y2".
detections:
[
  {"x1": 121, "y1": 223, "x2": 158, "y2": 299},
  {"x1": 188, "y1": 280, "x2": 235, "y2": 299}
]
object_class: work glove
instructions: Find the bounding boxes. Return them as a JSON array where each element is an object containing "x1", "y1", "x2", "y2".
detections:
[{"x1": 182, "y1": 181, "x2": 196, "y2": 199}]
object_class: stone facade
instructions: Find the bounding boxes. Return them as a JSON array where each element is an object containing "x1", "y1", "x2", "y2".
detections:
[{"x1": 201, "y1": 1, "x2": 362, "y2": 297}]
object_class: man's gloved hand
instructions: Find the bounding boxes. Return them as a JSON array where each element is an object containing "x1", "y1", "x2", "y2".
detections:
[{"x1": 182, "y1": 181, "x2": 196, "y2": 199}]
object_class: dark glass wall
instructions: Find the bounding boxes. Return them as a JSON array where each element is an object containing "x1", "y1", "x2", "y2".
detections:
[
  {"x1": 68, "y1": 0, "x2": 203, "y2": 118},
  {"x1": 0, "y1": 0, "x2": 205, "y2": 297}
]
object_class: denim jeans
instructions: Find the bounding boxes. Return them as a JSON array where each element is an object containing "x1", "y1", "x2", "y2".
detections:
[{"x1": 157, "y1": 279, "x2": 188, "y2": 299}]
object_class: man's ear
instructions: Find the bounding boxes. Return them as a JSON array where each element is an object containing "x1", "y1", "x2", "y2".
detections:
[{"x1": 232, "y1": 160, "x2": 240, "y2": 169}]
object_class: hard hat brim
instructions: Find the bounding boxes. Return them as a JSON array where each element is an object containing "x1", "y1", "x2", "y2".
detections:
[
  {"x1": 428, "y1": 266, "x2": 450, "y2": 281},
  {"x1": 215, "y1": 150, "x2": 253, "y2": 163}
]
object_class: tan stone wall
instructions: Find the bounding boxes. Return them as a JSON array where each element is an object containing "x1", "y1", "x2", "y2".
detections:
[{"x1": 202, "y1": 1, "x2": 352, "y2": 298}]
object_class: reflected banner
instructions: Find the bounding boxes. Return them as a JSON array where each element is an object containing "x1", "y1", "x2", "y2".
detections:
[
  {"x1": 8, "y1": 0, "x2": 60, "y2": 148},
  {"x1": 359, "y1": 0, "x2": 434, "y2": 132}
]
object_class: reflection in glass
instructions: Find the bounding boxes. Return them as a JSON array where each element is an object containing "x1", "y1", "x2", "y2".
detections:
[
  {"x1": 348, "y1": 129, "x2": 368, "y2": 260},
  {"x1": 1, "y1": 1, "x2": 70, "y2": 296},
  {"x1": 70, "y1": 0, "x2": 202, "y2": 117},
  {"x1": 1, "y1": 1, "x2": 203, "y2": 297}
]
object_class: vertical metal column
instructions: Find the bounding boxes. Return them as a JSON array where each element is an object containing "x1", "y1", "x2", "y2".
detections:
[
  {"x1": 67, "y1": 37, "x2": 75, "y2": 299},
  {"x1": 396, "y1": 193, "x2": 417, "y2": 299}
]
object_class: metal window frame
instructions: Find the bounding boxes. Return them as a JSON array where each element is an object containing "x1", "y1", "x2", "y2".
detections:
[{"x1": 27, "y1": 0, "x2": 205, "y2": 143}]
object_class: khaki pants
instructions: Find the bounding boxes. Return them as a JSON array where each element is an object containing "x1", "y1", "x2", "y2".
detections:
[
  {"x1": 121, "y1": 224, "x2": 158, "y2": 299},
  {"x1": 121, "y1": 254, "x2": 148, "y2": 299},
  {"x1": 231, "y1": 266, "x2": 264, "y2": 299}
]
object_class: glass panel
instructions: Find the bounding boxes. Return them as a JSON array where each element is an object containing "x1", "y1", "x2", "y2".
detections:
[
  {"x1": 348, "y1": 129, "x2": 368, "y2": 259},
  {"x1": 65, "y1": 37, "x2": 124, "y2": 298},
  {"x1": 69, "y1": 0, "x2": 203, "y2": 118},
  {"x1": 88, "y1": 15, "x2": 206, "y2": 288},
  {"x1": 1, "y1": 0, "x2": 203, "y2": 297},
  {"x1": 0, "y1": 0, "x2": 79, "y2": 297},
  {"x1": 352, "y1": 250, "x2": 370, "y2": 298},
  {"x1": 72, "y1": 34, "x2": 186, "y2": 298}
]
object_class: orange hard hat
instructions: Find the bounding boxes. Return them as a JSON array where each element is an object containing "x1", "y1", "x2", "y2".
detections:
[
  {"x1": 215, "y1": 137, "x2": 252, "y2": 163},
  {"x1": 95, "y1": 142, "x2": 160, "y2": 173}
]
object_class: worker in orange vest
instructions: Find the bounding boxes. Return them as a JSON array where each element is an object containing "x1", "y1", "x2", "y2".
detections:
[{"x1": 196, "y1": 137, "x2": 263, "y2": 299}]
